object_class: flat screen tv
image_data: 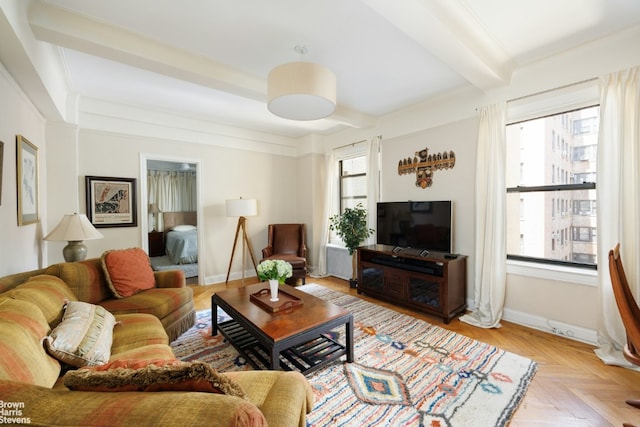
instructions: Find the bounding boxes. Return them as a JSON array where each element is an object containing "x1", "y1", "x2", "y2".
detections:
[{"x1": 376, "y1": 201, "x2": 452, "y2": 253}]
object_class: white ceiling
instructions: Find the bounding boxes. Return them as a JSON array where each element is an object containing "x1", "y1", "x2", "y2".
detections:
[{"x1": 28, "y1": 0, "x2": 640, "y2": 138}]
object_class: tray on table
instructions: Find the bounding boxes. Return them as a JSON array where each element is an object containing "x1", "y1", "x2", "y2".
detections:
[{"x1": 250, "y1": 288, "x2": 304, "y2": 313}]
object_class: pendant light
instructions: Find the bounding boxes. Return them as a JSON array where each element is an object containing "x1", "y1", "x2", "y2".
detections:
[{"x1": 267, "y1": 45, "x2": 336, "y2": 121}]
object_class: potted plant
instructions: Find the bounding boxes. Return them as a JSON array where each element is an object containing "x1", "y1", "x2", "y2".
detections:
[
  {"x1": 329, "y1": 203, "x2": 375, "y2": 288},
  {"x1": 257, "y1": 259, "x2": 293, "y2": 301}
]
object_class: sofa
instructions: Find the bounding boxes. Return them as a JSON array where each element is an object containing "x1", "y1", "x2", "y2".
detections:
[{"x1": 0, "y1": 252, "x2": 314, "y2": 426}]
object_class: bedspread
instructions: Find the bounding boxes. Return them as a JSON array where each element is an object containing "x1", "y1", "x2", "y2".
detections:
[{"x1": 165, "y1": 229, "x2": 198, "y2": 264}]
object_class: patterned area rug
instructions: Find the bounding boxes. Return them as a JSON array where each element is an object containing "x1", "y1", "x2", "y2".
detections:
[{"x1": 171, "y1": 284, "x2": 537, "y2": 427}]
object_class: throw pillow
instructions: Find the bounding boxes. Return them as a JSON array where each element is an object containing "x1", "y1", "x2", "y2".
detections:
[
  {"x1": 171, "y1": 224, "x2": 196, "y2": 232},
  {"x1": 63, "y1": 360, "x2": 246, "y2": 398},
  {"x1": 44, "y1": 301, "x2": 116, "y2": 367},
  {"x1": 102, "y1": 248, "x2": 156, "y2": 298}
]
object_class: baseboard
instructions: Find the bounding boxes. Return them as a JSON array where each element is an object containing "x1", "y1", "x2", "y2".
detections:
[{"x1": 502, "y1": 307, "x2": 598, "y2": 346}]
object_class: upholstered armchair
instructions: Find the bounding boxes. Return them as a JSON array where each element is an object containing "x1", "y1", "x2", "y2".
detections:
[{"x1": 261, "y1": 224, "x2": 307, "y2": 285}]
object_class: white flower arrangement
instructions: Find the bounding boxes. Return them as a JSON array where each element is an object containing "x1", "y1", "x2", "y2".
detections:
[{"x1": 257, "y1": 259, "x2": 293, "y2": 284}]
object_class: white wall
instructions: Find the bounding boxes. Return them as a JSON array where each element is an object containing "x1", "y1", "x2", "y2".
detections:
[
  {"x1": 0, "y1": 65, "x2": 47, "y2": 276},
  {"x1": 48, "y1": 128, "x2": 300, "y2": 284},
  {"x1": 379, "y1": 118, "x2": 478, "y2": 294}
]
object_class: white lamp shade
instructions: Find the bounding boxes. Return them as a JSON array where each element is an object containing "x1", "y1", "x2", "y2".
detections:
[
  {"x1": 226, "y1": 198, "x2": 257, "y2": 217},
  {"x1": 44, "y1": 213, "x2": 104, "y2": 241},
  {"x1": 267, "y1": 62, "x2": 336, "y2": 121}
]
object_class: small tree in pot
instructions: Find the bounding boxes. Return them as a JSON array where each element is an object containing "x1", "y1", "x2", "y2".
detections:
[{"x1": 329, "y1": 203, "x2": 374, "y2": 288}]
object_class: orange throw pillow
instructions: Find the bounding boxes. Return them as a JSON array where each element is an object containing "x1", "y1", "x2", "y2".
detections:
[{"x1": 102, "y1": 248, "x2": 156, "y2": 298}]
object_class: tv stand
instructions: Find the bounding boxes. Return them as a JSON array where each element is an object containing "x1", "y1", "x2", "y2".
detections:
[{"x1": 357, "y1": 244, "x2": 467, "y2": 323}]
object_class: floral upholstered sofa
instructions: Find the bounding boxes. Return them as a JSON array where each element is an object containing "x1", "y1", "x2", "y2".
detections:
[{"x1": 0, "y1": 249, "x2": 314, "y2": 427}]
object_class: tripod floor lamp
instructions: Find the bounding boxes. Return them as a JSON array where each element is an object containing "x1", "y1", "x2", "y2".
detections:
[{"x1": 225, "y1": 198, "x2": 259, "y2": 285}]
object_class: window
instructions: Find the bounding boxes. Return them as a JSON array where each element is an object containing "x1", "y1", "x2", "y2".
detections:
[
  {"x1": 339, "y1": 156, "x2": 367, "y2": 213},
  {"x1": 329, "y1": 150, "x2": 369, "y2": 245},
  {"x1": 506, "y1": 105, "x2": 599, "y2": 269}
]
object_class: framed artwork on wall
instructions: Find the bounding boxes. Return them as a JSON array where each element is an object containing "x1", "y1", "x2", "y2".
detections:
[
  {"x1": 16, "y1": 135, "x2": 38, "y2": 226},
  {"x1": 85, "y1": 175, "x2": 137, "y2": 228}
]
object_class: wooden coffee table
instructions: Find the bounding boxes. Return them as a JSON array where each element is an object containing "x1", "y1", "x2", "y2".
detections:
[{"x1": 211, "y1": 283, "x2": 353, "y2": 375}]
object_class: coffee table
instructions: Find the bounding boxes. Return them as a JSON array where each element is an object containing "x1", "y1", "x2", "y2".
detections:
[{"x1": 211, "y1": 283, "x2": 353, "y2": 375}]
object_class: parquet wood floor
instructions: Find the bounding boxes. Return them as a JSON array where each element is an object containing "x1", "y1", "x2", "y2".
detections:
[{"x1": 190, "y1": 275, "x2": 640, "y2": 427}]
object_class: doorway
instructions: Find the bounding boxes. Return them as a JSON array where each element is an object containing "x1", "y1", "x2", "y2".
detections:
[{"x1": 140, "y1": 155, "x2": 204, "y2": 284}]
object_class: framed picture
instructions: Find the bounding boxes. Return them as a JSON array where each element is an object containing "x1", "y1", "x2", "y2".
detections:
[
  {"x1": 85, "y1": 176, "x2": 137, "y2": 228},
  {"x1": 16, "y1": 135, "x2": 38, "y2": 226}
]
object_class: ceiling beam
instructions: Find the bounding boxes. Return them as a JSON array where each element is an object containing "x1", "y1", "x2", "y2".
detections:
[
  {"x1": 362, "y1": 0, "x2": 513, "y2": 90},
  {"x1": 27, "y1": 2, "x2": 374, "y2": 129}
]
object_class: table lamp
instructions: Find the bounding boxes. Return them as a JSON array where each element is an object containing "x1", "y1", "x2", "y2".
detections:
[
  {"x1": 149, "y1": 203, "x2": 159, "y2": 231},
  {"x1": 225, "y1": 198, "x2": 258, "y2": 285},
  {"x1": 44, "y1": 213, "x2": 104, "y2": 262}
]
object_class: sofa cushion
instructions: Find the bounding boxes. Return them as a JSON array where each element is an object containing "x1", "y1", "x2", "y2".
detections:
[
  {"x1": 100, "y1": 287, "x2": 193, "y2": 320},
  {"x1": 109, "y1": 343, "x2": 177, "y2": 363},
  {"x1": 44, "y1": 301, "x2": 116, "y2": 367},
  {"x1": 63, "y1": 360, "x2": 246, "y2": 397},
  {"x1": 110, "y1": 313, "x2": 169, "y2": 355},
  {"x1": 2, "y1": 379, "x2": 268, "y2": 427},
  {"x1": 46, "y1": 259, "x2": 112, "y2": 304},
  {"x1": 0, "y1": 298, "x2": 61, "y2": 387},
  {"x1": 102, "y1": 248, "x2": 156, "y2": 298},
  {"x1": 8, "y1": 274, "x2": 77, "y2": 327}
]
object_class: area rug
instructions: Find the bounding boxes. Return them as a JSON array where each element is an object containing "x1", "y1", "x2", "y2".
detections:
[{"x1": 171, "y1": 284, "x2": 537, "y2": 426}]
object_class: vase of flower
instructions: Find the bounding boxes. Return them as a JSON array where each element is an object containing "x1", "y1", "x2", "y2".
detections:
[
  {"x1": 257, "y1": 259, "x2": 293, "y2": 302},
  {"x1": 268, "y1": 279, "x2": 279, "y2": 302}
]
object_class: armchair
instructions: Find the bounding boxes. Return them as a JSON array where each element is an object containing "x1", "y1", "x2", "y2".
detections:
[
  {"x1": 609, "y1": 243, "x2": 640, "y2": 422},
  {"x1": 261, "y1": 224, "x2": 307, "y2": 285}
]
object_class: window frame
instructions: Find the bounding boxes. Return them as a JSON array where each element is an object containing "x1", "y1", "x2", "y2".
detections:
[
  {"x1": 338, "y1": 157, "x2": 367, "y2": 214},
  {"x1": 505, "y1": 104, "x2": 599, "y2": 271},
  {"x1": 329, "y1": 145, "x2": 369, "y2": 245}
]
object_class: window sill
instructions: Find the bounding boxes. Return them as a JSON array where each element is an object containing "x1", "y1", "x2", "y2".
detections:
[
  {"x1": 326, "y1": 242, "x2": 346, "y2": 250},
  {"x1": 506, "y1": 259, "x2": 597, "y2": 287}
]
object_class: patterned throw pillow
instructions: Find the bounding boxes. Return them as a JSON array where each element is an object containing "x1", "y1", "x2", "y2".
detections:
[
  {"x1": 44, "y1": 301, "x2": 116, "y2": 367},
  {"x1": 63, "y1": 360, "x2": 246, "y2": 397},
  {"x1": 102, "y1": 248, "x2": 156, "y2": 298}
]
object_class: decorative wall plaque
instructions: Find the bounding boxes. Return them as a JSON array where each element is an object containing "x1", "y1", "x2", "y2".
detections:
[{"x1": 397, "y1": 147, "x2": 455, "y2": 188}]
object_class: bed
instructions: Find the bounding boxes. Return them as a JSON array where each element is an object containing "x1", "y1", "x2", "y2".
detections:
[
  {"x1": 149, "y1": 211, "x2": 198, "y2": 279},
  {"x1": 163, "y1": 211, "x2": 198, "y2": 264}
]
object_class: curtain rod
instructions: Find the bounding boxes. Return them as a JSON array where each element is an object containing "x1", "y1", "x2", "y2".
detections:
[
  {"x1": 507, "y1": 77, "x2": 598, "y2": 104},
  {"x1": 334, "y1": 139, "x2": 368, "y2": 151}
]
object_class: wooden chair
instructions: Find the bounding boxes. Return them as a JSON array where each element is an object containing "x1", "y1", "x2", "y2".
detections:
[
  {"x1": 261, "y1": 224, "x2": 307, "y2": 285},
  {"x1": 609, "y1": 243, "x2": 640, "y2": 421}
]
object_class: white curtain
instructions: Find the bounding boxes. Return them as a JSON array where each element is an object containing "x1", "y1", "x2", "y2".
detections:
[
  {"x1": 460, "y1": 102, "x2": 507, "y2": 329},
  {"x1": 366, "y1": 135, "x2": 381, "y2": 245},
  {"x1": 312, "y1": 150, "x2": 337, "y2": 277},
  {"x1": 594, "y1": 66, "x2": 640, "y2": 367},
  {"x1": 313, "y1": 136, "x2": 380, "y2": 276},
  {"x1": 147, "y1": 170, "x2": 197, "y2": 230}
]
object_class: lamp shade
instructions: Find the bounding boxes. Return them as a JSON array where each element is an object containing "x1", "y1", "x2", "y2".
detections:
[
  {"x1": 149, "y1": 203, "x2": 159, "y2": 214},
  {"x1": 44, "y1": 213, "x2": 104, "y2": 242},
  {"x1": 226, "y1": 198, "x2": 257, "y2": 218},
  {"x1": 267, "y1": 61, "x2": 336, "y2": 121}
]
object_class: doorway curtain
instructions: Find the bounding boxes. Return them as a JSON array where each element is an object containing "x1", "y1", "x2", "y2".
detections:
[{"x1": 147, "y1": 170, "x2": 197, "y2": 231}]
